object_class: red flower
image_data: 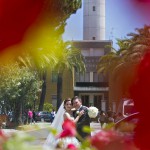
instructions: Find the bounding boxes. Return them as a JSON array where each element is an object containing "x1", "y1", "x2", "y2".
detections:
[
  {"x1": 67, "y1": 144, "x2": 78, "y2": 150},
  {"x1": 57, "y1": 119, "x2": 76, "y2": 138},
  {"x1": 0, "y1": 129, "x2": 8, "y2": 150},
  {"x1": 130, "y1": 51, "x2": 150, "y2": 150},
  {"x1": 89, "y1": 130, "x2": 134, "y2": 150},
  {"x1": 0, "y1": 129, "x2": 7, "y2": 139}
]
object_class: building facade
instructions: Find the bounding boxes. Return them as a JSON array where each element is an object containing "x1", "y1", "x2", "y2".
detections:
[{"x1": 73, "y1": 40, "x2": 112, "y2": 111}]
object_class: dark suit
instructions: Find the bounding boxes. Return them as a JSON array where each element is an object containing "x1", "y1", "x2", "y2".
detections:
[{"x1": 73, "y1": 105, "x2": 91, "y2": 140}]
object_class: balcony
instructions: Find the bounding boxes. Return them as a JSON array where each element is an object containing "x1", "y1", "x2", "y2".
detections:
[
  {"x1": 75, "y1": 82, "x2": 108, "y2": 87},
  {"x1": 74, "y1": 82, "x2": 109, "y2": 92}
]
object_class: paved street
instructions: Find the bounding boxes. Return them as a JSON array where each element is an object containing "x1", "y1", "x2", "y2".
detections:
[
  {"x1": 25, "y1": 122, "x2": 51, "y2": 145},
  {"x1": 2, "y1": 122, "x2": 51, "y2": 146}
]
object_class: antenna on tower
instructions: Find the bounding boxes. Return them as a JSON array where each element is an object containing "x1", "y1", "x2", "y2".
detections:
[{"x1": 109, "y1": 27, "x2": 114, "y2": 40}]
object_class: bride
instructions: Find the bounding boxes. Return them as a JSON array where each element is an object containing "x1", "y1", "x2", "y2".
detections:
[{"x1": 44, "y1": 98, "x2": 84, "y2": 149}]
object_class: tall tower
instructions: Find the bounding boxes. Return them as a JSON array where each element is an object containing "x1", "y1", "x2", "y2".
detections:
[
  {"x1": 73, "y1": 0, "x2": 112, "y2": 112},
  {"x1": 83, "y1": 0, "x2": 105, "y2": 40}
]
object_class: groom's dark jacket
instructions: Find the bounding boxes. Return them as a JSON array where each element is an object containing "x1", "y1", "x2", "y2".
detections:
[{"x1": 73, "y1": 105, "x2": 91, "y2": 139}]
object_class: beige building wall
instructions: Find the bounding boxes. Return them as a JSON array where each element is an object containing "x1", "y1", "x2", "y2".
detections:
[{"x1": 45, "y1": 69, "x2": 74, "y2": 107}]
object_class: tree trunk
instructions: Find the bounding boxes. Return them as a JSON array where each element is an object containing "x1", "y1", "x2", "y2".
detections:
[
  {"x1": 38, "y1": 72, "x2": 47, "y2": 111},
  {"x1": 14, "y1": 100, "x2": 22, "y2": 127},
  {"x1": 57, "y1": 73, "x2": 63, "y2": 110}
]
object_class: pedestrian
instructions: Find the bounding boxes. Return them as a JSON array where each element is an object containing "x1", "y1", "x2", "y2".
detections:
[
  {"x1": 106, "y1": 112, "x2": 115, "y2": 124},
  {"x1": 28, "y1": 109, "x2": 33, "y2": 124},
  {"x1": 115, "y1": 112, "x2": 124, "y2": 122},
  {"x1": 98, "y1": 110, "x2": 107, "y2": 128},
  {"x1": 51, "y1": 109, "x2": 56, "y2": 123}
]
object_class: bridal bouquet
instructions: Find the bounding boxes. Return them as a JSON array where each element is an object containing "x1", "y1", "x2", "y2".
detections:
[{"x1": 88, "y1": 106, "x2": 99, "y2": 118}]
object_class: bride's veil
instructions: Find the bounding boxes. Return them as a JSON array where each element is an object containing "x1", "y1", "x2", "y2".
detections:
[{"x1": 43, "y1": 101, "x2": 65, "y2": 149}]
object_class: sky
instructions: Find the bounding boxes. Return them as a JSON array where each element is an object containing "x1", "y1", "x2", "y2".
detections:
[{"x1": 63, "y1": 0, "x2": 150, "y2": 49}]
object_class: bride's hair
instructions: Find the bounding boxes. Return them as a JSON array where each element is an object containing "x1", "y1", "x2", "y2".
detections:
[{"x1": 63, "y1": 98, "x2": 71, "y2": 109}]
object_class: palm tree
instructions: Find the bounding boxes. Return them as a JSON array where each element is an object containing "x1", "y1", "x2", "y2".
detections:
[
  {"x1": 52, "y1": 40, "x2": 85, "y2": 110},
  {"x1": 127, "y1": 25, "x2": 150, "y2": 47},
  {"x1": 97, "y1": 39, "x2": 132, "y2": 108},
  {"x1": 126, "y1": 25, "x2": 150, "y2": 59},
  {"x1": 97, "y1": 38, "x2": 131, "y2": 75}
]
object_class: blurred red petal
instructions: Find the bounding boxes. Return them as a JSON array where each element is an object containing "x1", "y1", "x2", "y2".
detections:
[
  {"x1": 0, "y1": 130, "x2": 5, "y2": 137},
  {"x1": 67, "y1": 144, "x2": 78, "y2": 150},
  {"x1": 90, "y1": 130, "x2": 134, "y2": 150},
  {"x1": 0, "y1": 0, "x2": 45, "y2": 51},
  {"x1": 130, "y1": 51, "x2": 150, "y2": 150},
  {"x1": 138, "y1": 0, "x2": 150, "y2": 2}
]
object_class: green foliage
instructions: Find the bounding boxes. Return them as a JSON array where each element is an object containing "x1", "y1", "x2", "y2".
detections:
[
  {"x1": 49, "y1": 40, "x2": 85, "y2": 109},
  {"x1": 82, "y1": 126, "x2": 92, "y2": 134},
  {"x1": 0, "y1": 63, "x2": 42, "y2": 114},
  {"x1": 52, "y1": 40, "x2": 85, "y2": 73},
  {"x1": 46, "y1": 0, "x2": 82, "y2": 35},
  {"x1": 3, "y1": 132, "x2": 35, "y2": 150},
  {"x1": 43, "y1": 103, "x2": 53, "y2": 112},
  {"x1": 80, "y1": 140, "x2": 92, "y2": 150},
  {"x1": 49, "y1": 127, "x2": 58, "y2": 136}
]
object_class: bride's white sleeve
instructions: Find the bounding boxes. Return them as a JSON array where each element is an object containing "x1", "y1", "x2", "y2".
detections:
[{"x1": 43, "y1": 102, "x2": 65, "y2": 149}]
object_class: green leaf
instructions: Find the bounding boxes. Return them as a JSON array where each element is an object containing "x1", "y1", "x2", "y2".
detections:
[
  {"x1": 82, "y1": 126, "x2": 91, "y2": 133},
  {"x1": 80, "y1": 140, "x2": 91, "y2": 150},
  {"x1": 49, "y1": 127, "x2": 58, "y2": 136}
]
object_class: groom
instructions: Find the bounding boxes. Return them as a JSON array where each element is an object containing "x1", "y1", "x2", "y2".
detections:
[{"x1": 72, "y1": 96, "x2": 90, "y2": 140}]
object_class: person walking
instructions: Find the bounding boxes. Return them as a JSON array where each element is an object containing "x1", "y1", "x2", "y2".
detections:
[
  {"x1": 98, "y1": 110, "x2": 106, "y2": 128},
  {"x1": 115, "y1": 112, "x2": 124, "y2": 122},
  {"x1": 28, "y1": 109, "x2": 33, "y2": 124},
  {"x1": 51, "y1": 109, "x2": 56, "y2": 123}
]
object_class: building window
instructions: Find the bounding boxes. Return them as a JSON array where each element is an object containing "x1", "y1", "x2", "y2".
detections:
[
  {"x1": 93, "y1": 72, "x2": 105, "y2": 82},
  {"x1": 85, "y1": 72, "x2": 90, "y2": 82},
  {"x1": 81, "y1": 95, "x2": 89, "y2": 107},
  {"x1": 92, "y1": 37, "x2": 96, "y2": 40},
  {"x1": 51, "y1": 71, "x2": 58, "y2": 83},
  {"x1": 76, "y1": 72, "x2": 90, "y2": 82},
  {"x1": 79, "y1": 74, "x2": 85, "y2": 82},
  {"x1": 51, "y1": 95, "x2": 57, "y2": 106},
  {"x1": 93, "y1": 6, "x2": 96, "y2": 11},
  {"x1": 93, "y1": 72, "x2": 99, "y2": 82},
  {"x1": 94, "y1": 95, "x2": 102, "y2": 110},
  {"x1": 52, "y1": 95, "x2": 57, "y2": 100}
]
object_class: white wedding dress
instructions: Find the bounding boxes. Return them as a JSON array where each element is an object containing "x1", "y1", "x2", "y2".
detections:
[{"x1": 43, "y1": 102, "x2": 80, "y2": 150}]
